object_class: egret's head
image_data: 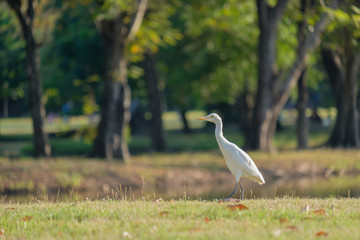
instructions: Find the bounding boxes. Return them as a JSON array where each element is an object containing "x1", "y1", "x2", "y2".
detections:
[{"x1": 198, "y1": 113, "x2": 221, "y2": 124}]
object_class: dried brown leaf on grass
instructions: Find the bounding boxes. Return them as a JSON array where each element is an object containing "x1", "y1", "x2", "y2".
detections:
[
  {"x1": 313, "y1": 209, "x2": 326, "y2": 215},
  {"x1": 279, "y1": 218, "x2": 289, "y2": 223},
  {"x1": 226, "y1": 204, "x2": 248, "y2": 211},
  {"x1": 159, "y1": 211, "x2": 169, "y2": 216},
  {"x1": 286, "y1": 226, "x2": 298, "y2": 231},
  {"x1": 315, "y1": 231, "x2": 328, "y2": 237},
  {"x1": 21, "y1": 216, "x2": 32, "y2": 221}
]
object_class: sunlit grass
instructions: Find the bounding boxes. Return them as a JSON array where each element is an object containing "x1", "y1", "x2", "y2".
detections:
[
  {"x1": 0, "y1": 198, "x2": 359, "y2": 239},
  {"x1": 0, "y1": 111, "x2": 207, "y2": 135},
  {"x1": 0, "y1": 116, "x2": 91, "y2": 135},
  {"x1": 162, "y1": 110, "x2": 207, "y2": 130}
]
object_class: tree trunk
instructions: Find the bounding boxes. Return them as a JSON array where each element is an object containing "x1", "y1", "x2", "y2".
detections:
[
  {"x1": 6, "y1": 0, "x2": 51, "y2": 157},
  {"x1": 179, "y1": 106, "x2": 192, "y2": 134},
  {"x1": 27, "y1": 37, "x2": 51, "y2": 157},
  {"x1": 296, "y1": 70, "x2": 308, "y2": 149},
  {"x1": 296, "y1": 0, "x2": 309, "y2": 150},
  {"x1": 91, "y1": 0, "x2": 147, "y2": 161},
  {"x1": 321, "y1": 48, "x2": 344, "y2": 146},
  {"x1": 246, "y1": 0, "x2": 288, "y2": 152},
  {"x1": 3, "y1": 88, "x2": 8, "y2": 118},
  {"x1": 322, "y1": 45, "x2": 360, "y2": 148},
  {"x1": 143, "y1": 52, "x2": 167, "y2": 152},
  {"x1": 91, "y1": 24, "x2": 131, "y2": 161}
]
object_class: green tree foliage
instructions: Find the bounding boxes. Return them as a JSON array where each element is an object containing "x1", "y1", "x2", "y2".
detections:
[
  {"x1": 127, "y1": 0, "x2": 182, "y2": 102},
  {"x1": 0, "y1": 3, "x2": 27, "y2": 116},
  {"x1": 324, "y1": 1, "x2": 360, "y2": 50},
  {"x1": 158, "y1": 0, "x2": 259, "y2": 111},
  {"x1": 320, "y1": 1, "x2": 360, "y2": 147},
  {"x1": 41, "y1": 2, "x2": 104, "y2": 115}
]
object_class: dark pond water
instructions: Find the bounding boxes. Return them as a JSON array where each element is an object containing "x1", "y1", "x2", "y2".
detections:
[{"x1": 3, "y1": 175, "x2": 360, "y2": 203}]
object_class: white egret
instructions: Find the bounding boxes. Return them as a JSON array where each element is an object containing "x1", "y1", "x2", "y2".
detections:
[{"x1": 198, "y1": 113, "x2": 265, "y2": 200}]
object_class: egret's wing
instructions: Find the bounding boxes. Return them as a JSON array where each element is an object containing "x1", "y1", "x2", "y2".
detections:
[{"x1": 225, "y1": 143, "x2": 265, "y2": 184}]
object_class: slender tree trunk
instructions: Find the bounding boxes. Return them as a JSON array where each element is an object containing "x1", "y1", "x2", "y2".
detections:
[
  {"x1": 143, "y1": 52, "x2": 167, "y2": 152},
  {"x1": 179, "y1": 106, "x2": 192, "y2": 134},
  {"x1": 91, "y1": 26, "x2": 130, "y2": 161},
  {"x1": 3, "y1": 92, "x2": 8, "y2": 118},
  {"x1": 27, "y1": 38, "x2": 51, "y2": 157},
  {"x1": 296, "y1": 0, "x2": 310, "y2": 150},
  {"x1": 6, "y1": 0, "x2": 51, "y2": 157},
  {"x1": 321, "y1": 48, "x2": 345, "y2": 146},
  {"x1": 296, "y1": 70, "x2": 308, "y2": 149}
]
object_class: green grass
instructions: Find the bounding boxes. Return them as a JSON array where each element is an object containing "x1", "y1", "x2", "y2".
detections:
[
  {"x1": 0, "y1": 111, "x2": 207, "y2": 136},
  {"x1": 0, "y1": 116, "x2": 92, "y2": 135},
  {"x1": 0, "y1": 198, "x2": 359, "y2": 239}
]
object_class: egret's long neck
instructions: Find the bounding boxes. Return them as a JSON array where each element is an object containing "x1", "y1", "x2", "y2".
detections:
[{"x1": 214, "y1": 120, "x2": 224, "y2": 142}]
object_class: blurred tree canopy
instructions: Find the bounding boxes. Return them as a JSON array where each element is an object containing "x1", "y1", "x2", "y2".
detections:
[
  {"x1": 1, "y1": 0, "x2": 360, "y2": 157},
  {"x1": 321, "y1": 1, "x2": 360, "y2": 147},
  {"x1": 41, "y1": 1, "x2": 105, "y2": 115},
  {"x1": 0, "y1": 3, "x2": 26, "y2": 116}
]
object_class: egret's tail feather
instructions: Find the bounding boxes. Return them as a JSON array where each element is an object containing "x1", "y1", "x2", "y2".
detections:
[
  {"x1": 248, "y1": 174, "x2": 265, "y2": 185},
  {"x1": 257, "y1": 174, "x2": 265, "y2": 185}
]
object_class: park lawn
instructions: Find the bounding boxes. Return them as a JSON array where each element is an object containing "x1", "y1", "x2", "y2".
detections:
[
  {"x1": 0, "y1": 198, "x2": 359, "y2": 239},
  {"x1": 0, "y1": 111, "x2": 207, "y2": 136}
]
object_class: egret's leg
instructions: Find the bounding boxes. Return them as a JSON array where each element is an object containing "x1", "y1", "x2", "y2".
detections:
[
  {"x1": 226, "y1": 182, "x2": 237, "y2": 199},
  {"x1": 239, "y1": 181, "x2": 244, "y2": 200}
]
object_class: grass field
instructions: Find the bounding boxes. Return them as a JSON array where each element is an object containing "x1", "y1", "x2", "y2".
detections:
[
  {"x1": 0, "y1": 111, "x2": 207, "y2": 136},
  {"x1": 1, "y1": 198, "x2": 359, "y2": 239}
]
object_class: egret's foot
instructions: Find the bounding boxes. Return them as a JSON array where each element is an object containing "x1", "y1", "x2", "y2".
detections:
[
  {"x1": 240, "y1": 182, "x2": 244, "y2": 200},
  {"x1": 226, "y1": 182, "x2": 238, "y2": 199}
]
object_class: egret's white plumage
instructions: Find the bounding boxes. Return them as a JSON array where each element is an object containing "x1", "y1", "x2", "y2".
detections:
[{"x1": 198, "y1": 113, "x2": 265, "y2": 199}]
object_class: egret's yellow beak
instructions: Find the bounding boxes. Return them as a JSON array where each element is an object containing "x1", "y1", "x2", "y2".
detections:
[{"x1": 198, "y1": 116, "x2": 212, "y2": 120}]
